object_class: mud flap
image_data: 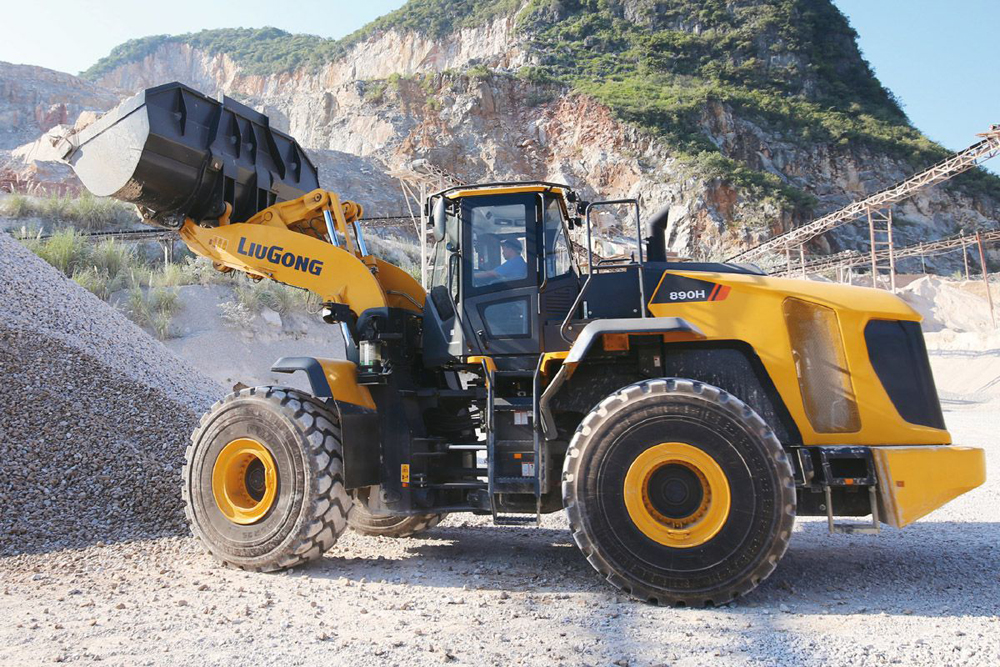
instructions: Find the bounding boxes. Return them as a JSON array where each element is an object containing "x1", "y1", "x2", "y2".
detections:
[{"x1": 335, "y1": 401, "x2": 381, "y2": 489}]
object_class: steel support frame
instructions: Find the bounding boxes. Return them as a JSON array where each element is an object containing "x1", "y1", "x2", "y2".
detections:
[
  {"x1": 729, "y1": 126, "x2": 1000, "y2": 265},
  {"x1": 867, "y1": 207, "x2": 896, "y2": 291}
]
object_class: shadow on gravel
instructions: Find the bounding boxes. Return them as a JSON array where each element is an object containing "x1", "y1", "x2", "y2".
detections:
[
  {"x1": 303, "y1": 519, "x2": 999, "y2": 618},
  {"x1": 312, "y1": 524, "x2": 598, "y2": 593},
  {"x1": 749, "y1": 519, "x2": 1000, "y2": 617}
]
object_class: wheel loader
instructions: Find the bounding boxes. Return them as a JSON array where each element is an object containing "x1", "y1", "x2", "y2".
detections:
[{"x1": 62, "y1": 82, "x2": 986, "y2": 605}]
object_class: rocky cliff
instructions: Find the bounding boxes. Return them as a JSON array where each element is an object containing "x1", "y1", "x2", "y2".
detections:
[
  {"x1": 0, "y1": 61, "x2": 119, "y2": 151},
  {"x1": 0, "y1": 61, "x2": 122, "y2": 193},
  {"x1": 25, "y1": 1, "x2": 1000, "y2": 265}
]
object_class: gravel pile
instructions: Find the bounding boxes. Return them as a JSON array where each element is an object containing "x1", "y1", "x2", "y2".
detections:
[
  {"x1": 0, "y1": 230, "x2": 221, "y2": 412},
  {"x1": 0, "y1": 230, "x2": 223, "y2": 555}
]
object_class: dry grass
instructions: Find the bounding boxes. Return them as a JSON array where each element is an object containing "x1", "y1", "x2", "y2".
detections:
[{"x1": 1, "y1": 193, "x2": 137, "y2": 230}]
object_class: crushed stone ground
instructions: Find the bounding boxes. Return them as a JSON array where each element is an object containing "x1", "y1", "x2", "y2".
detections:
[
  {"x1": 0, "y1": 228, "x2": 996, "y2": 664},
  {"x1": 0, "y1": 398, "x2": 996, "y2": 666}
]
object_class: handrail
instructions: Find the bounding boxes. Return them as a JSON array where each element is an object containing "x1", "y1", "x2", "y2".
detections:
[
  {"x1": 558, "y1": 199, "x2": 647, "y2": 343},
  {"x1": 559, "y1": 271, "x2": 595, "y2": 343}
]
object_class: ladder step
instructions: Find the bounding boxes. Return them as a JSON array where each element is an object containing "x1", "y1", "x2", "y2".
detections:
[
  {"x1": 830, "y1": 523, "x2": 880, "y2": 535},
  {"x1": 824, "y1": 485, "x2": 881, "y2": 535},
  {"x1": 495, "y1": 439, "x2": 533, "y2": 447},
  {"x1": 494, "y1": 370, "x2": 535, "y2": 377},
  {"x1": 493, "y1": 477, "x2": 535, "y2": 492},
  {"x1": 494, "y1": 397, "x2": 533, "y2": 411}
]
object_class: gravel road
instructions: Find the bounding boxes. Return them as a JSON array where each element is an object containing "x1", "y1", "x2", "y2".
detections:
[{"x1": 1, "y1": 396, "x2": 996, "y2": 666}]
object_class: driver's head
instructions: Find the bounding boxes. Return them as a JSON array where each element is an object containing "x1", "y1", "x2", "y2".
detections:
[{"x1": 501, "y1": 238, "x2": 522, "y2": 260}]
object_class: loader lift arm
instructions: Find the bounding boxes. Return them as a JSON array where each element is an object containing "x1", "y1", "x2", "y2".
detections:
[{"x1": 178, "y1": 188, "x2": 425, "y2": 321}]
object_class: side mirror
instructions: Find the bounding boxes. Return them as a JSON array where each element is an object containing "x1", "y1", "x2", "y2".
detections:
[{"x1": 432, "y1": 197, "x2": 447, "y2": 242}]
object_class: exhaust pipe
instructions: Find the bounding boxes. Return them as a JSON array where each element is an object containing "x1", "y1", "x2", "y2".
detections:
[
  {"x1": 644, "y1": 205, "x2": 670, "y2": 263},
  {"x1": 59, "y1": 82, "x2": 320, "y2": 228}
]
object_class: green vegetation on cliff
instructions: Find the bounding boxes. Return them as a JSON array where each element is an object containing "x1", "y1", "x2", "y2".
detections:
[
  {"x1": 82, "y1": 2, "x2": 524, "y2": 79},
  {"x1": 83, "y1": 0, "x2": 997, "y2": 209}
]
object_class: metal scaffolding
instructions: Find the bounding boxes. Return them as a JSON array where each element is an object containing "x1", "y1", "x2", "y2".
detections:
[
  {"x1": 727, "y1": 126, "x2": 1000, "y2": 277},
  {"x1": 772, "y1": 229, "x2": 1000, "y2": 277}
]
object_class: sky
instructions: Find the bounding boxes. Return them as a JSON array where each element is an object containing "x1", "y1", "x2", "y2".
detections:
[
  {"x1": 1, "y1": 0, "x2": 996, "y2": 170},
  {"x1": 831, "y1": 0, "x2": 998, "y2": 166}
]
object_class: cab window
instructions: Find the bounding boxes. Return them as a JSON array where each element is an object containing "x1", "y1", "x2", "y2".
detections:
[
  {"x1": 468, "y1": 198, "x2": 531, "y2": 291},
  {"x1": 428, "y1": 201, "x2": 461, "y2": 295},
  {"x1": 543, "y1": 196, "x2": 573, "y2": 279}
]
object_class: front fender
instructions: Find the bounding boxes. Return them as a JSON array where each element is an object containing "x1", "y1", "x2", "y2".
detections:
[{"x1": 271, "y1": 356, "x2": 375, "y2": 409}]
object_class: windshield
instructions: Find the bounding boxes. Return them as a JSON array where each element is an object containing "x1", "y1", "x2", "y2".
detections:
[{"x1": 469, "y1": 200, "x2": 530, "y2": 289}]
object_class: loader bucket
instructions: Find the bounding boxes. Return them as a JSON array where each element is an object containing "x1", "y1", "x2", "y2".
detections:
[{"x1": 61, "y1": 81, "x2": 319, "y2": 226}]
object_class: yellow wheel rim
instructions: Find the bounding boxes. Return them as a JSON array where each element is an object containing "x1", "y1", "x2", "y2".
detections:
[
  {"x1": 623, "y1": 442, "x2": 731, "y2": 548},
  {"x1": 212, "y1": 438, "x2": 278, "y2": 525}
]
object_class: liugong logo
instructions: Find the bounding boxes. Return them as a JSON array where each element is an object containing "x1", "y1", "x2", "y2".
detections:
[{"x1": 236, "y1": 238, "x2": 323, "y2": 276}]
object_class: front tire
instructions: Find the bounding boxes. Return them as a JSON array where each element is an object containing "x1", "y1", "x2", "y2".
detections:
[
  {"x1": 563, "y1": 378, "x2": 795, "y2": 605},
  {"x1": 183, "y1": 387, "x2": 352, "y2": 571}
]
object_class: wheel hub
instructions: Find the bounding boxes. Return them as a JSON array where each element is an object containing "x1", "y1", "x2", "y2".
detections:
[
  {"x1": 623, "y1": 442, "x2": 731, "y2": 548},
  {"x1": 648, "y1": 463, "x2": 704, "y2": 519},
  {"x1": 212, "y1": 438, "x2": 278, "y2": 525}
]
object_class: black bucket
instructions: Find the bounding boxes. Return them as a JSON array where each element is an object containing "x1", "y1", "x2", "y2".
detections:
[{"x1": 62, "y1": 82, "x2": 319, "y2": 226}]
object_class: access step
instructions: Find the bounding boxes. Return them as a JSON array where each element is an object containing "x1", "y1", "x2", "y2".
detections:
[
  {"x1": 825, "y1": 485, "x2": 881, "y2": 535},
  {"x1": 493, "y1": 476, "x2": 535, "y2": 493}
]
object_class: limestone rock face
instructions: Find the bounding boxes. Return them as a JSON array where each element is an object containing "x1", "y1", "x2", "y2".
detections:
[
  {"x1": 79, "y1": 16, "x2": 998, "y2": 267},
  {"x1": 0, "y1": 61, "x2": 119, "y2": 150},
  {"x1": 7, "y1": 7, "x2": 1000, "y2": 267}
]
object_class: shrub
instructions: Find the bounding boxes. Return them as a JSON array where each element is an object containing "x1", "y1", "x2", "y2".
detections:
[
  {"x1": 231, "y1": 279, "x2": 318, "y2": 317},
  {"x1": 90, "y1": 239, "x2": 134, "y2": 278},
  {"x1": 1, "y1": 193, "x2": 135, "y2": 230},
  {"x1": 71, "y1": 267, "x2": 119, "y2": 301},
  {"x1": 219, "y1": 301, "x2": 255, "y2": 329},
  {"x1": 466, "y1": 64, "x2": 491, "y2": 80},
  {"x1": 27, "y1": 229, "x2": 91, "y2": 277},
  {"x1": 0, "y1": 193, "x2": 32, "y2": 218},
  {"x1": 126, "y1": 284, "x2": 180, "y2": 340}
]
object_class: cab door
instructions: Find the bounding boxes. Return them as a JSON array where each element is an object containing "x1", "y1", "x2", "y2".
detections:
[
  {"x1": 538, "y1": 193, "x2": 580, "y2": 351},
  {"x1": 461, "y1": 193, "x2": 541, "y2": 359}
]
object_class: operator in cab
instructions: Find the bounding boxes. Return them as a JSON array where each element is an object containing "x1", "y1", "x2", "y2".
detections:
[{"x1": 476, "y1": 238, "x2": 526, "y2": 283}]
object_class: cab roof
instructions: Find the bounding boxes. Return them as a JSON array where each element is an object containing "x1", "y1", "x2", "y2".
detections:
[{"x1": 431, "y1": 181, "x2": 575, "y2": 201}]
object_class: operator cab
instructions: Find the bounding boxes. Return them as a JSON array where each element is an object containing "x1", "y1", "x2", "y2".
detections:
[{"x1": 422, "y1": 183, "x2": 583, "y2": 369}]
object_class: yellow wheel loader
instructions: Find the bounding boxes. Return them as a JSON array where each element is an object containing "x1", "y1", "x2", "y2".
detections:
[{"x1": 63, "y1": 82, "x2": 986, "y2": 605}]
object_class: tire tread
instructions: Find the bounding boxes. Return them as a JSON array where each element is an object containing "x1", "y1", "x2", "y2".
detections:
[
  {"x1": 561, "y1": 378, "x2": 796, "y2": 606},
  {"x1": 182, "y1": 387, "x2": 352, "y2": 572}
]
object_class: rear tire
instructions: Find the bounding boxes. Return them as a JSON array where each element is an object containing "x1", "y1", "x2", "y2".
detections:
[
  {"x1": 562, "y1": 378, "x2": 795, "y2": 605},
  {"x1": 348, "y1": 501, "x2": 446, "y2": 538},
  {"x1": 183, "y1": 387, "x2": 352, "y2": 571}
]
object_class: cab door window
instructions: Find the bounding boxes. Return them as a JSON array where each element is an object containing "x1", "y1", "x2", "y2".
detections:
[
  {"x1": 468, "y1": 198, "x2": 532, "y2": 291},
  {"x1": 543, "y1": 196, "x2": 573, "y2": 280}
]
